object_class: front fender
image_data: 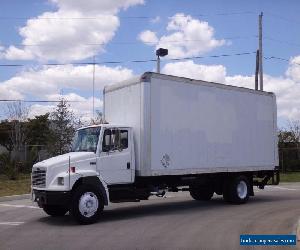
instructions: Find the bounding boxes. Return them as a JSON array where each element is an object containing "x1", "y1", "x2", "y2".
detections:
[
  {"x1": 45, "y1": 170, "x2": 109, "y2": 206},
  {"x1": 71, "y1": 173, "x2": 109, "y2": 206}
]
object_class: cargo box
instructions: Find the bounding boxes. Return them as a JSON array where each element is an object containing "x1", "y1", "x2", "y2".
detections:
[{"x1": 104, "y1": 72, "x2": 278, "y2": 176}]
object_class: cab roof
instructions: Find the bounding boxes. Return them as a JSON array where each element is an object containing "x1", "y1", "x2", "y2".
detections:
[{"x1": 77, "y1": 124, "x2": 131, "y2": 130}]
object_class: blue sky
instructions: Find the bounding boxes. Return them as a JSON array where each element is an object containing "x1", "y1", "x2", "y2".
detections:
[{"x1": 0, "y1": 0, "x2": 299, "y2": 126}]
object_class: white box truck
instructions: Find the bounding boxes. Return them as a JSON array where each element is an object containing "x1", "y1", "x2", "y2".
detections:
[{"x1": 32, "y1": 72, "x2": 279, "y2": 224}]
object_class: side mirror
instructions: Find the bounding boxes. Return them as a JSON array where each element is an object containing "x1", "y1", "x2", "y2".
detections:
[{"x1": 102, "y1": 129, "x2": 111, "y2": 153}]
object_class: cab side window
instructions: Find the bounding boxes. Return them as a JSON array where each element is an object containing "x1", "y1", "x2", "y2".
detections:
[
  {"x1": 102, "y1": 129, "x2": 128, "y2": 152},
  {"x1": 120, "y1": 130, "x2": 128, "y2": 149}
]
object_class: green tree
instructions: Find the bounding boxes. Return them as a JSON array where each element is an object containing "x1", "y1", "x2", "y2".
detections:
[
  {"x1": 26, "y1": 113, "x2": 52, "y2": 146},
  {"x1": 0, "y1": 152, "x2": 17, "y2": 180},
  {"x1": 278, "y1": 121, "x2": 300, "y2": 172},
  {"x1": 0, "y1": 120, "x2": 14, "y2": 155},
  {"x1": 49, "y1": 98, "x2": 76, "y2": 155},
  {"x1": 24, "y1": 113, "x2": 53, "y2": 166},
  {"x1": 278, "y1": 130, "x2": 294, "y2": 147}
]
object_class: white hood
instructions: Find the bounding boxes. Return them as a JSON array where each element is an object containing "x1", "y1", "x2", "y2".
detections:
[
  {"x1": 32, "y1": 151, "x2": 97, "y2": 190},
  {"x1": 34, "y1": 152, "x2": 96, "y2": 168}
]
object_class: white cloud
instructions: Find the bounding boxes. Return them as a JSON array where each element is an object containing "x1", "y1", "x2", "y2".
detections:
[
  {"x1": 138, "y1": 30, "x2": 158, "y2": 45},
  {"x1": 4, "y1": 0, "x2": 144, "y2": 62},
  {"x1": 0, "y1": 63, "x2": 134, "y2": 122},
  {"x1": 0, "y1": 64, "x2": 133, "y2": 122},
  {"x1": 5, "y1": 46, "x2": 34, "y2": 60},
  {"x1": 0, "y1": 45, "x2": 5, "y2": 59},
  {"x1": 0, "y1": 85, "x2": 24, "y2": 100},
  {"x1": 162, "y1": 60, "x2": 300, "y2": 122},
  {"x1": 286, "y1": 55, "x2": 300, "y2": 83},
  {"x1": 50, "y1": 0, "x2": 144, "y2": 15},
  {"x1": 0, "y1": 64, "x2": 134, "y2": 99},
  {"x1": 139, "y1": 13, "x2": 225, "y2": 58},
  {"x1": 27, "y1": 93, "x2": 103, "y2": 124},
  {"x1": 44, "y1": 93, "x2": 103, "y2": 123},
  {"x1": 5, "y1": 11, "x2": 118, "y2": 62},
  {"x1": 162, "y1": 60, "x2": 226, "y2": 83},
  {"x1": 150, "y1": 16, "x2": 160, "y2": 24},
  {"x1": 28, "y1": 104, "x2": 55, "y2": 118}
]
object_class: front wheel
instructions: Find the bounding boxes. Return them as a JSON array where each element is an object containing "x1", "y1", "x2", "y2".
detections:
[
  {"x1": 42, "y1": 205, "x2": 69, "y2": 217},
  {"x1": 70, "y1": 185, "x2": 104, "y2": 224}
]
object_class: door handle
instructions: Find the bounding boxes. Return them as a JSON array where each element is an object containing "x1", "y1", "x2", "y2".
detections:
[{"x1": 127, "y1": 162, "x2": 130, "y2": 169}]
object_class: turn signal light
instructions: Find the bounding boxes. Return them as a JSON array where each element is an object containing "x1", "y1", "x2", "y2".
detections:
[{"x1": 70, "y1": 166, "x2": 76, "y2": 173}]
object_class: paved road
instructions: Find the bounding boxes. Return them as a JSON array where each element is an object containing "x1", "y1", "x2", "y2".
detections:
[{"x1": 0, "y1": 183, "x2": 299, "y2": 250}]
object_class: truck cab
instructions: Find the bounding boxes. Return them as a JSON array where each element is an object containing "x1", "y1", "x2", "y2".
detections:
[{"x1": 32, "y1": 124, "x2": 135, "y2": 224}]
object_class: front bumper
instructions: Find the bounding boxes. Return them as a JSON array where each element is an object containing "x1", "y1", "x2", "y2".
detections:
[{"x1": 33, "y1": 189, "x2": 70, "y2": 207}]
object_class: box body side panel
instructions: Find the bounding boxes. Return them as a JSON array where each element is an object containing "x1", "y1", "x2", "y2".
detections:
[{"x1": 149, "y1": 77, "x2": 277, "y2": 176}]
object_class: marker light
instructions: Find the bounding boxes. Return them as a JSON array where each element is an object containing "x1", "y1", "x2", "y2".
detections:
[{"x1": 70, "y1": 167, "x2": 76, "y2": 173}]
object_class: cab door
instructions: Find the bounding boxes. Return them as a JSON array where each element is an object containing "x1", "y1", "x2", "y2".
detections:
[{"x1": 98, "y1": 128, "x2": 133, "y2": 184}]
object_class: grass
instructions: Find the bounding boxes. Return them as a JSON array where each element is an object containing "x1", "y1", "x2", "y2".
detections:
[
  {"x1": 279, "y1": 172, "x2": 300, "y2": 182},
  {"x1": 0, "y1": 174, "x2": 31, "y2": 197}
]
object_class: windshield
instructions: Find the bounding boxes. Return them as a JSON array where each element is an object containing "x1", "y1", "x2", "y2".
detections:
[{"x1": 71, "y1": 127, "x2": 101, "y2": 153}]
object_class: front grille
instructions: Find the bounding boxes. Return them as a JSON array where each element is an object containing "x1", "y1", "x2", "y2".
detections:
[{"x1": 32, "y1": 167, "x2": 46, "y2": 188}]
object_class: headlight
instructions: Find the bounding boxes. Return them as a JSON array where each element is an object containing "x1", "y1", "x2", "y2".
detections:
[{"x1": 57, "y1": 177, "x2": 64, "y2": 186}]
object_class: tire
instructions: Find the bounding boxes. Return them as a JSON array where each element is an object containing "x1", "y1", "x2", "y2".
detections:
[
  {"x1": 70, "y1": 185, "x2": 104, "y2": 225},
  {"x1": 189, "y1": 186, "x2": 214, "y2": 201},
  {"x1": 42, "y1": 205, "x2": 69, "y2": 217},
  {"x1": 223, "y1": 175, "x2": 250, "y2": 204}
]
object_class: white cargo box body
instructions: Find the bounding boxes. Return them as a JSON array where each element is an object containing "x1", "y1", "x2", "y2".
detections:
[{"x1": 104, "y1": 72, "x2": 278, "y2": 177}]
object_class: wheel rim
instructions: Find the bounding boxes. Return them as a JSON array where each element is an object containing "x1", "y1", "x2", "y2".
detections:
[
  {"x1": 237, "y1": 180, "x2": 247, "y2": 199},
  {"x1": 79, "y1": 192, "x2": 99, "y2": 218}
]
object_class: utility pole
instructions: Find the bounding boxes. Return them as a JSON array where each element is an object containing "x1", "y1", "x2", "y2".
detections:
[
  {"x1": 259, "y1": 12, "x2": 263, "y2": 91},
  {"x1": 92, "y1": 56, "x2": 95, "y2": 120},
  {"x1": 255, "y1": 50, "x2": 259, "y2": 90}
]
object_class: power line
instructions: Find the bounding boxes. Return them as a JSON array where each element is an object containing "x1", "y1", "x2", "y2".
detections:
[
  {"x1": 1, "y1": 11, "x2": 298, "y2": 26},
  {"x1": 0, "y1": 11, "x2": 256, "y2": 21},
  {"x1": 168, "y1": 52, "x2": 256, "y2": 61},
  {"x1": 2, "y1": 11, "x2": 298, "y2": 23},
  {"x1": 264, "y1": 56, "x2": 300, "y2": 66},
  {"x1": 0, "y1": 51, "x2": 256, "y2": 67}
]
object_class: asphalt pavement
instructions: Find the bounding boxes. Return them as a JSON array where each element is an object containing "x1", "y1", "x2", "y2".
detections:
[{"x1": 0, "y1": 183, "x2": 299, "y2": 250}]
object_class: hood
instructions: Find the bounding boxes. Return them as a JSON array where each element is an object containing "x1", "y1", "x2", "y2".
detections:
[{"x1": 34, "y1": 152, "x2": 96, "y2": 168}]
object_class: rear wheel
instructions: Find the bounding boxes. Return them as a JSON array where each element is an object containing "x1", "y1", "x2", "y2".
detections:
[
  {"x1": 42, "y1": 205, "x2": 68, "y2": 217},
  {"x1": 189, "y1": 186, "x2": 214, "y2": 201},
  {"x1": 223, "y1": 175, "x2": 250, "y2": 204},
  {"x1": 71, "y1": 185, "x2": 104, "y2": 224}
]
